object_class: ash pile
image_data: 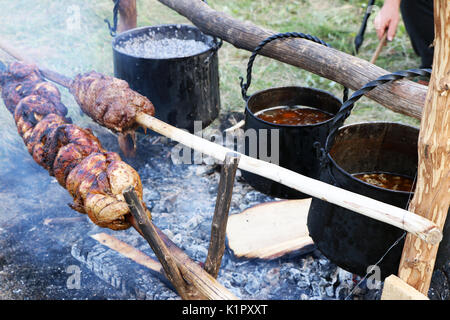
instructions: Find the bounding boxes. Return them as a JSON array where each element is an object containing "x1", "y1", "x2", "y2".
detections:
[{"x1": 0, "y1": 111, "x2": 447, "y2": 300}]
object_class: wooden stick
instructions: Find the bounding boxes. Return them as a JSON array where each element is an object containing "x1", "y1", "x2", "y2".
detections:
[
  {"x1": 370, "y1": 32, "x2": 388, "y2": 64},
  {"x1": 204, "y1": 152, "x2": 240, "y2": 278},
  {"x1": 136, "y1": 112, "x2": 443, "y2": 245},
  {"x1": 398, "y1": 0, "x2": 450, "y2": 295},
  {"x1": 157, "y1": 0, "x2": 427, "y2": 119},
  {"x1": 123, "y1": 187, "x2": 192, "y2": 300},
  {"x1": 0, "y1": 37, "x2": 73, "y2": 88},
  {"x1": 123, "y1": 188, "x2": 238, "y2": 300},
  {"x1": 153, "y1": 225, "x2": 238, "y2": 300}
]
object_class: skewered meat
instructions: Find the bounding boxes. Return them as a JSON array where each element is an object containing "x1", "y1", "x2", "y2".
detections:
[
  {"x1": 70, "y1": 71, "x2": 155, "y2": 133},
  {"x1": 0, "y1": 61, "x2": 147, "y2": 230}
]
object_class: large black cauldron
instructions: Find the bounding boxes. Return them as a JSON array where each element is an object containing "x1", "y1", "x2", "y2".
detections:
[
  {"x1": 112, "y1": 24, "x2": 221, "y2": 132},
  {"x1": 239, "y1": 33, "x2": 348, "y2": 199},
  {"x1": 307, "y1": 69, "x2": 449, "y2": 279}
]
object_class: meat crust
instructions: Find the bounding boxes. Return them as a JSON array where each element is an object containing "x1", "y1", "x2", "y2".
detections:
[{"x1": 1, "y1": 61, "x2": 149, "y2": 230}]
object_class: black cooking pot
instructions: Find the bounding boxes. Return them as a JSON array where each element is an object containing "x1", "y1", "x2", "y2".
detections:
[
  {"x1": 112, "y1": 24, "x2": 221, "y2": 132},
  {"x1": 307, "y1": 69, "x2": 449, "y2": 279},
  {"x1": 239, "y1": 33, "x2": 348, "y2": 198}
]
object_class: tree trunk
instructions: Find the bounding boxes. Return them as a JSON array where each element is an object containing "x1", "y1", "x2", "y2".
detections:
[
  {"x1": 157, "y1": 0, "x2": 428, "y2": 119},
  {"x1": 398, "y1": 0, "x2": 450, "y2": 295}
]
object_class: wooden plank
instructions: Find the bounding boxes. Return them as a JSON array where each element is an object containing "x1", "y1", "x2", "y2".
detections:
[
  {"x1": 381, "y1": 275, "x2": 429, "y2": 300},
  {"x1": 226, "y1": 199, "x2": 314, "y2": 260},
  {"x1": 157, "y1": 0, "x2": 428, "y2": 119},
  {"x1": 398, "y1": 0, "x2": 450, "y2": 295}
]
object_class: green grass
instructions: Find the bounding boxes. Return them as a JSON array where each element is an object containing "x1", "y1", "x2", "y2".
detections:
[{"x1": 0, "y1": 0, "x2": 422, "y2": 128}]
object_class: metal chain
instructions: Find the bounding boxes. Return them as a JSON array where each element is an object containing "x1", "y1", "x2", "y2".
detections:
[
  {"x1": 104, "y1": 0, "x2": 121, "y2": 37},
  {"x1": 239, "y1": 32, "x2": 349, "y2": 102},
  {"x1": 326, "y1": 68, "x2": 432, "y2": 152}
]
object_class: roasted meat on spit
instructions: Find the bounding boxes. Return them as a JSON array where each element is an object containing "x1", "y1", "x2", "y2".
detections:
[{"x1": 0, "y1": 61, "x2": 146, "y2": 230}]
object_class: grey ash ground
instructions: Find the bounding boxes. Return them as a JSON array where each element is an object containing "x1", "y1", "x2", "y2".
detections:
[{"x1": 0, "y1": 114, "x2": 448, "y2": 300}]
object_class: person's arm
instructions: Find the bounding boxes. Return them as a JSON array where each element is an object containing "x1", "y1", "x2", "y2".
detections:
[{"x1": 373, "y1": 0, "x2": 401, "y2": 41}]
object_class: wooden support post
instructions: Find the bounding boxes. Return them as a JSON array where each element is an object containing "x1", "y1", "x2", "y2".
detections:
[
  {"x1": 157, "y1": 0, "x2": 428, "y2": 119},
  {"x1": 114, "y1": 0, "x2": 137, "y2": 33},
  {"x1": 398, "y1": 0, "x2": 450, "y2": 295},
  {"x1": 204, "y1": 153, "x2": 240, "y2": 278},
  {"x1": 124, "y1": 188, "x2": 238, "y2": 300},
  {"x1": 123, "y1": 187, "x2": 192, "y2": 299}
]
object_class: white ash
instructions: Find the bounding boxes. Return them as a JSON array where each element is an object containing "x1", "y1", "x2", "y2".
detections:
[{"x1": 115, "y1": 32, "x2": 211, "y2": 59}]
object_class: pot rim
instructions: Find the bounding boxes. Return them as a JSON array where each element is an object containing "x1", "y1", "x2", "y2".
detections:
[
  {"x1": 244, "y1": 86, "x2": 342, "y2": 129},
  {"x1": 112, "y1": 24, "x2": 216, "y2": 61},
  {"x1": 326, "y1": 121, "x2": 419, "y2": 195}
]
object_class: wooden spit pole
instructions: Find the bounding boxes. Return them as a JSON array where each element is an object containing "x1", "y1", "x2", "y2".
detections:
[
  {"x1": 157, "y1": 0, "x2": 427, "y2": 120},
  {"x1": 0, "y1": 39, "x2": 442, "y2": 246},
  {"x1": 398, "y1": 0, "x2": 450, "y2": 295},
  {"x1": 135, "y1": 113, "x2": 443, "y2": 245}
]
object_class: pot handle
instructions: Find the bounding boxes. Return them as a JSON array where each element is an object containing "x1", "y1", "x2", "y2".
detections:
[
  {"x1": 325, "y1": 68, "x2": 431, "y2": 152},
  {"x1": 239, "y1": 32, "x2": 349, "y2": 102},
  {"x1": 104, "y1": 0, "x2": 121, "y2": 37}
]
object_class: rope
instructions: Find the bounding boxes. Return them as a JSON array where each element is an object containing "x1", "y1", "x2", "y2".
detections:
[{"x1": 239, "y1": 32, "x2": 349, "y2": 102}]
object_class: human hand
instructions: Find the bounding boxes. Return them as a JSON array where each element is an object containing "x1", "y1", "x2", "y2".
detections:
[{"x1": 373, "y1": 0, "x2": 401, "y2": 41}]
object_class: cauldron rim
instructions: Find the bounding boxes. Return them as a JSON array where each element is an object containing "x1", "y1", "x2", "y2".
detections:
[
  {"x1": 325, "y1": 121, "x2": 419, "y2": 195},
  {"x1": 245, "y1": 86, "x2": 341, "y2": 129},
  {"x1": 112, "y1": 24, "x2": 216, "y2": 61}
]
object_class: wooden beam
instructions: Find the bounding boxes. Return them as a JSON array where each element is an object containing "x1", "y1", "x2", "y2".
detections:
[
  {"x1": 381, "y1": 275, "x2": 429, "y2": 300},
  {"x1": 398, "y1": 0, "x2": 450, "y2": 295},
  {"x1": 157, "y1": 0, "x2": 427, "y2": 119}
]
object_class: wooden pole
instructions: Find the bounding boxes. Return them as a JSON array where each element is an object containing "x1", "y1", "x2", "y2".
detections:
[
  {"x1": 114, "y1": 0, "x2": 137, "y2": 33},
  {"x1": 157, "y1": 0, "x2": 427, "y2": 119},
  {"x1": 398, "y1": 0, "x2": 450, "y2": 295},
  {"x1": 123, "y1": 189, "x2": 238, "y2": 300},
  {"x1": 136, "y1": 113, "x2": 442, "y2": 245},
  {"x1": 204, "y1": 152, "x2": 240, "y2": 278},
  {"x1": 123, "y1": 187, "x2": 192, "y2": 300}
]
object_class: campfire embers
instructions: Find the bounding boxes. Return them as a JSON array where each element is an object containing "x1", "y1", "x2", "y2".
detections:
[{"x1": 0, "y1": 61, "x2": 147, "y2": 230}]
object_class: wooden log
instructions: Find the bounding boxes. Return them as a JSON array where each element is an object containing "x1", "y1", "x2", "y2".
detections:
[
  {"x1": 136, "y1": 112, "x2": 443, "y2": 245},
  {"x1": 157, "y1": 0, "x2": 427, "y2": 119},
  {"x1": 204, "y1": 152, "x2": 240, "y2": 278},
  {"x1": 226, "y1": 199, "x2": 314, "y2": 260},
  {"x1": 381, "y1": 275, "x2": 429, "y2": 300},
  {"x1": 123, "y1": 187, "x2": 192, "y2": 300},
  {"x1": 153, "y1": 225, "x2": 239, "y2": 300},
  {"x1": 397, "y1": 0, "x2": 450, "y2": 295}
]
